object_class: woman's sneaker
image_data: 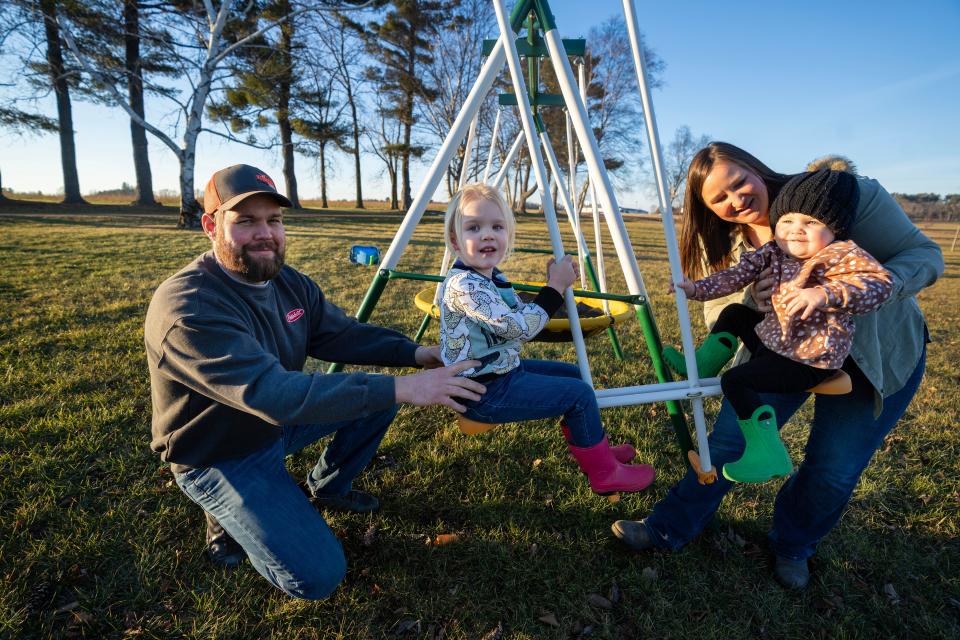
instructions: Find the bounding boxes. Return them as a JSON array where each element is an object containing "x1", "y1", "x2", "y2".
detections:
[
  {"x1": 773, "y1": 555, "x2": 810, "y2": 589},
  {"x1": 611, "y1": 519, "x2": 655, "y2": 551}
]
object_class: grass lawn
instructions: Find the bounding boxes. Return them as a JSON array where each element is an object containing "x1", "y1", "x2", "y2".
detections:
[{"x1": 1, "y1": 202, "x2": 958, "y2": 639}]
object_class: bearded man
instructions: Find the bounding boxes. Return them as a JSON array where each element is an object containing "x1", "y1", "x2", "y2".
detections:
[{"x1": 144, "y1": 165, "x2": 484, "y2": 599}]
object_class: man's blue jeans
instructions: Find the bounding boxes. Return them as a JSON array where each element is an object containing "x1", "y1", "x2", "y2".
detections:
[
  {"x1": 644, "y1": 348, "x2": 926, "y2": 560},
  {"x1": 174, "y1": 407, "x2": 396, "y2": 600},
  {"x1": 461, "y1": 359, "x2": 603, "y2": 447}
]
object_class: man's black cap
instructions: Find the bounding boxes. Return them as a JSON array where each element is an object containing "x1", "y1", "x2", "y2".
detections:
[{"x1": 203, "y1": 164, "x2": 292, "y2": 215}]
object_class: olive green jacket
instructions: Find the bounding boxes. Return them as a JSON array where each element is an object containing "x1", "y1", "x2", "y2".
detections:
[{"x1": 702, "y1": 176, "x2": 943, "y2": 415}]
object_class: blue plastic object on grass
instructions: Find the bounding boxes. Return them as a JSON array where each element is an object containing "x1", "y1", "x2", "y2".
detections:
[{"x1": 349, "y1": 245, "x2": 381, "y2": 266}]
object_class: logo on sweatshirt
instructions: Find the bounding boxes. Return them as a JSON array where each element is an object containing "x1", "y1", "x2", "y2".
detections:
[{"x1": 286, "y1": 308, "x2": 305, "y2": 324}]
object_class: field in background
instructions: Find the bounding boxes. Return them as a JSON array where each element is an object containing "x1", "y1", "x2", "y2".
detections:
[{"x1": 1, "y1": 203, "x2": 957, "y2": 639}]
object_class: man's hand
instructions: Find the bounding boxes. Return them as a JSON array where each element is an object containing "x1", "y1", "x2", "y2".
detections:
[
  {"x1": 781, "y1": 286, "x2": 828, "y2": 320},
  {"x1": 394, "y1": 360, "x2": 486, "y2": 412},
  {"x1": 751, "y1": 266, "x2": 775, "y2": 312},
  {"x1": 414, "y1": 345, "x2": 444, "y2": 369},
  {"x1": 668, "y1": 277, "x2": 696, "y2": 297}
]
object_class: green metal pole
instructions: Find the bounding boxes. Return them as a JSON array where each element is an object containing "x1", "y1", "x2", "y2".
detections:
[
  {"x1": 327, "y1": 268, "x2": 391, "y2": 374},
  {"x1": 581, "y1": 254, "x2": 624, "y2": 361},
  {"x1": 413, "y1": 313, "x2": 432, "y2": 344},
  {"x1": 634, "y1": 300, "x2": 694, "y2": 459}
]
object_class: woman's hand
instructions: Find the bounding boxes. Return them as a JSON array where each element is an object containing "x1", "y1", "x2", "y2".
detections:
[
  {"x1": 668, "y1": 277, "x2": 696, "y2": 297},
  {"x1": 781, "y1": 286, "x2": 828, "y2": 320},
  {"x1": 546, "y1": 255, "x2": 578, "y2": 293},
  {"x1": 751, "y1": 266, "x2": 775, "y2": 312}
]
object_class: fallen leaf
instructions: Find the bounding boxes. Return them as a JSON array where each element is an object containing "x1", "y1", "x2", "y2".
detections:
[
  {"x1": 606, "y1": 493, "x2": 620, "y2": 504},
  {"x1": 480, "y1": 622, "x2": 504, "y2": 640},
  {"x1": 362, "y1": 525, "x2": 378, "y2": 547},
  {"x1": 607, "y1": 580, "x2": 621, "y2": 604},
  {"x1": 391, "y1": 618, "x2": 421, "y2": 636},
  {"x1": 586, "y1": 593, "x2": 612, "y2": 609},
  {"x1": 538, "y1": 611, "x2": 560, "y2": 627},
  {"x1": 532, "y1": 458, "x2": 542, "y2": 468},
  {"x1": 430, "y1": 533, "x2": 460, "y2": 546},
  {"x1": 641, "y1": 567, "x2": 658, "y2": 582},
  {"x1": 884, "y1": 583, "x2": 901, "y2": 605},
  {"x1": 54, "y1": 601, "x2": 80, "y2": 614}
]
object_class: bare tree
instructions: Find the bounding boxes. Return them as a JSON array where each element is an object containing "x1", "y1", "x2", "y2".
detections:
[
  {"x1": 56, "y1": 1, "x2": 372, "y2": 226},
  {"x1": 311, "y1": 10, "x2": 370, "y2": 208},
  {"x1": 417, "y1": 0, "x2": 495, "y2": 196},
  {"x1": 665, "y1": 125, "x2": 710, "y2": 208}
]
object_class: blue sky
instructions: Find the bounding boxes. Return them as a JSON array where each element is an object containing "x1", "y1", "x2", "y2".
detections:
[{"x1": 2, "y1": 0, "x2": 958, "y2": 209}]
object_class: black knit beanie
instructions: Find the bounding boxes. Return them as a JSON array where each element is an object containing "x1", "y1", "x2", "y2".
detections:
[{"x1": 769, "y1": 169, "x2": 859, "y2": 240}]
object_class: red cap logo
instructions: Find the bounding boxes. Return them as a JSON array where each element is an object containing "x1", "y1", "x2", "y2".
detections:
[
  {"x1": 286, "y1": 308, "x2": 305, "y2": 324},
  {"x1": 256, "y1": 174, "x2": 276, "y2": 189}
]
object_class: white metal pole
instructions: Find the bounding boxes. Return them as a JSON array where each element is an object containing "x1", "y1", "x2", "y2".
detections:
[
  {"x1": 482, "y1": 109, "x2": 502, "y2": 183},
  {"x1": 564, "y1": 113, "x2": 586, "y2": 288},
  {"x1": 588, "y1": 185, "x2": 611, "y2": 315},
  {"x1": 541, "y1": 29, "x2": 649, "y2": 301},
  {"x1": 491, "y1": 132, "x2": 524, "y2": 189},
  {"x1": 378, "y1": 40, "x2": 506, "y2": 270},
  {"x1": 579, "y1": 60, "x2": 610, "y2": 315},
  {"x1": 492, "y1": 0, "x2": 592, "y2": 386},
  {"x1": 622, "y1": 0, "x2": 711, "y2": 471},
  {"x1": 542, "y1": 129, "x2": 593, "y2": 263},
  {"x1": 459, "y1": 114, "x2": 480, "y2": 190}
]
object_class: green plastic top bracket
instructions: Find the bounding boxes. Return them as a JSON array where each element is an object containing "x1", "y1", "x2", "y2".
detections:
[{"x1": 509, "y1": 0, "x2": 557, "y2": 33}]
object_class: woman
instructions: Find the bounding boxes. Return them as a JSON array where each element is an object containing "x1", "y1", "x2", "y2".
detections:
[{"x1": 612, "y1": 143, "x2": 943, "y2": 589}]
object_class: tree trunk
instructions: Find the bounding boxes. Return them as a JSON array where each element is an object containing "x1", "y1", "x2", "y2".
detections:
[
  {"x1": 124, "y1": 0, "x2": 159, "y2": 206},
  {"x1": 401, "y1": 91, "x2": 413, "y2": 210},
  {"x1": 388, "y1": 158, "x2": 398, "y2": 210},
  {"x1": 41, "y1": 0, "x2": 85, "y2": 205},
  {"x1": 0, "y1": 170, "x2": 7, "y2": 202},
  {"x1": 319, "y1": 141, "x2": 328, "y2": 208},
  {"x1": 277, "y1": 13, "x2": 300, "y2": 208},
  {"x1": 177, "y1": 146, "x2": 200, "y2": 227},
  {"x1": 346, "y1": 84, "x2": 363, "y2": 209}
]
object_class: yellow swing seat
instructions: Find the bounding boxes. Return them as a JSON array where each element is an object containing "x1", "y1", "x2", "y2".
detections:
[{"x1": 413, "y1": 282, "x2": 633, "y2": 343}]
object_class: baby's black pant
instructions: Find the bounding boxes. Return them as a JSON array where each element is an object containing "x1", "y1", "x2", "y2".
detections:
[{"x1": 714, "y1": 304, "x2": 834, "y2": 420}]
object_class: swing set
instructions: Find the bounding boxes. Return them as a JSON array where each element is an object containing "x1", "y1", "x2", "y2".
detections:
[{"x1": 334, "y1": 0, "x2": 851, "y2": 485}]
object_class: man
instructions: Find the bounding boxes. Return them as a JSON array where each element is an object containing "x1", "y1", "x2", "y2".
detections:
[{"x1": 145, "y1": 164, "x2": 484, "y2": 600}]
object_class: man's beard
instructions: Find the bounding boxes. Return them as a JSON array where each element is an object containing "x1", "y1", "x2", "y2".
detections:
[{"x1": 215, "y1": 232, "x2": 285, "y2": 282}]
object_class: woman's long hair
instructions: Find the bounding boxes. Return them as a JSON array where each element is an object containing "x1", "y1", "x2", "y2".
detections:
[{"x1": 679, "y1": 142, "x2": 791, "y2": 279}]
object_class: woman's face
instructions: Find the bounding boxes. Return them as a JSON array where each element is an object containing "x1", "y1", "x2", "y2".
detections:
[{"x1": 699, "y1": 161, "x2": 770, "y2": 226}]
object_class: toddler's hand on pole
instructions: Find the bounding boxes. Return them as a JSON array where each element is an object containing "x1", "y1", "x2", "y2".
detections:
[
  {"x1": 669, "y1": 277, "x2": 696, "y2": 297},
  {"x1": 546, "y1": 255, "x2": 577, "y2": 292}
]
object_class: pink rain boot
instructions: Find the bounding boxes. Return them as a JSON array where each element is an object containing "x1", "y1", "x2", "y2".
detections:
[
  {"x1": 561, "y1": 423, "x2": 636, "y2": 463},
  {"x1": 567, "y1": 436, "x2": 656, "y2": 495}
]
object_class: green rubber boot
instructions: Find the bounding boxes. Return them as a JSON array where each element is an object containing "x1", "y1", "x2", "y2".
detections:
[
  {"x1": 662, "y1": 331, "x2": 738, "y2": 377},
  {"x1": 722, "y1": 405, "x2": 793, "y2": 483}
]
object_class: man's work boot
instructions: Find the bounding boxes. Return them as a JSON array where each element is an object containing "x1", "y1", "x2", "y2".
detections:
[{"x1": 205, "y1": 512, "x2": 246, "y2": 568}]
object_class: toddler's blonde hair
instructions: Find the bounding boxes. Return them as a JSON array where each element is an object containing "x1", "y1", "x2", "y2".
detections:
[{"x1": 444, "y1": 183, "x2": 516, "y2": 261}]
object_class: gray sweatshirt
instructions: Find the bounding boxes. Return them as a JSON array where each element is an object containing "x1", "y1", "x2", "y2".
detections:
[{"x1": 145, "y1": 251, "x2": 418, "y2": 472}]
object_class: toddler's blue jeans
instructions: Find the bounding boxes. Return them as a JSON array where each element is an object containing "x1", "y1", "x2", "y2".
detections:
[
  {"x1": 461, "y1": 359, "x2": 603, "y2": 447},
  {"x1": 174, "y1": 407, "x2": 396, "y2": 599}
]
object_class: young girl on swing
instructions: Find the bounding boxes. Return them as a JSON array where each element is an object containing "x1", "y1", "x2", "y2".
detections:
[
  {"x1": 437, "y1": 183, "x2": 655, "y2": 495},
  {"x1": 662, "y1": 169, "x2": 893, "y2": 483}
]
